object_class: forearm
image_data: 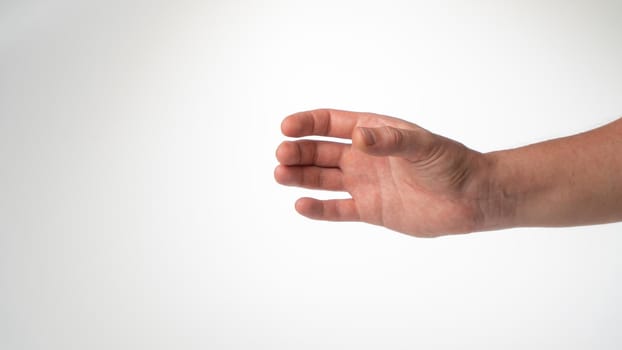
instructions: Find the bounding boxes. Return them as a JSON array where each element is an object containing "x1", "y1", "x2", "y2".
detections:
[{"x1": 484, "y1": 118, "x2": 622, "y2": 230}]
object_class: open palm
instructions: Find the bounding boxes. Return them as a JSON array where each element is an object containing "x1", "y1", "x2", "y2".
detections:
[{"x1": 275, "y1": 109, "x2": 495, "y2": 237}]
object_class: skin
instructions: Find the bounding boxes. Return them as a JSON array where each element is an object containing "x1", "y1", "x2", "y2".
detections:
[{"x1": 274, "y1": 109, "x2": 622, "y2": 237}]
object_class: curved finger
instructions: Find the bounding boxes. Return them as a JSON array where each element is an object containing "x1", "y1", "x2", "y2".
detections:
[
  {"x1": 276, "y1": 140, "x2": 348, "y2": 167},
  {"x1": 295, "y1": 197, "x2": 360, "y2": 222},
  {"x1": 281, "y1": 109, "x2": 361, "y2": 139},
  {"x1": 274, "y1": 165, "x2": 344, "y2": 191}
]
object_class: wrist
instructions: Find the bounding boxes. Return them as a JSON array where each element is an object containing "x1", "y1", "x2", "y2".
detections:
[{"x1": 475, "y1": 150, "x2": 521, "y2": 231}]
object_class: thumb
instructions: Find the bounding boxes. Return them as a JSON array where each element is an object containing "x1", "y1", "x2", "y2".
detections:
[{"x1": 353, "y1": 125, "x2": 435, "y2": 161}]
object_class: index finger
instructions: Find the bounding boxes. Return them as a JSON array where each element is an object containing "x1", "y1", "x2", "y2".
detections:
[{"x1": 281, "y1": 109, "x2": 361, "y2": 139}]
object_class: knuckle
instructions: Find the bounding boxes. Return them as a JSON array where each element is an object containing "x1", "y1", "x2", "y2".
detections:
[
  {"x1": 311, "y1": 142, "x2": 320, "y2": 165},
  {"x1": 383, "y1": 126, "x2": 404, "y2": 147},
  {"x1": 295, "y1": 142, "x2": 304, "y2": 164}
]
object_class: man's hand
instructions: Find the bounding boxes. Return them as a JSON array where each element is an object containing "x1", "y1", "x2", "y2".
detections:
[{"x1": 274, "y1": 109, "x2": 504, "y2": 237}]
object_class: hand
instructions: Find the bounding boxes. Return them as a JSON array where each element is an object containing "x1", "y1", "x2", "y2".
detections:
[{"x1": 275, "y1": 109, "x2": 501, "y2": 237}]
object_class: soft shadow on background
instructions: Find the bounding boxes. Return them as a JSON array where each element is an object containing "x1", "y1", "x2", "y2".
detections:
[{"x1": 1, "y1": 0, "x2": 622, "y2": 349}]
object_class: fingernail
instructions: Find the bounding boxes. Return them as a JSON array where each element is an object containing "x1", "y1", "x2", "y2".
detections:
[{"x1": 359, "y1": 127, "x2": 376, "y2": 146}]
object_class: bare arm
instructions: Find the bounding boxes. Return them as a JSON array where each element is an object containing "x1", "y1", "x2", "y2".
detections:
[{"x1": 485, "y1": 117, "x2": 622, "y2": 230}]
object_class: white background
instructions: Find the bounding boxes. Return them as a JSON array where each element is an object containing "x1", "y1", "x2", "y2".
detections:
[{"x1": 1, "y1": 0, "x2": 622, "y2": 349}]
